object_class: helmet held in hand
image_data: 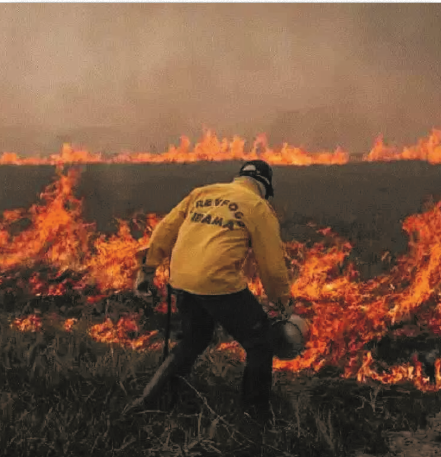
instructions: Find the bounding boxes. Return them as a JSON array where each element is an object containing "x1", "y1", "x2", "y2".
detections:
[{"x1": 270, "y1": 314, "x2": 309, "y2": 360}]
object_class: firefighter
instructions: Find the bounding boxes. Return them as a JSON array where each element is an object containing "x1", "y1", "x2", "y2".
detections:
[{"x1": 135, "y1": 160, "x2": 292, "y2": 425}]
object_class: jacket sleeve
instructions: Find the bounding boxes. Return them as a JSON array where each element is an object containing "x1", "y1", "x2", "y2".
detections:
[
  {"x1": 145, "y1": 193, "x2": 193, "y2": 269},
  {"x1": 248, "y1": 201, "x2": 291, "y2": 303}
]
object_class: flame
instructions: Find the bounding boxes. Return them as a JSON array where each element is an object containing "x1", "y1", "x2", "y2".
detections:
[
  {"x1": 343, "y1": 351, "x2": 441, "y2": 392},
  {"x1": 64, "y1": 318, "x2": 77, "y2": 332},
  {"x1": 3, "y1": 162, "x2": 441, "y2": 391},
  {"x1": 11, "y1": 314, "x2": 43, "y2": 332},
  {"x1": 363, "y1": 130, "x2": 441, "y2": 163},
  {"x1": 1, "y1": 129, "x2": 441, "y2": 166},
  {"x1": 0, "y1": 131, "x2": 349, "y2": 166},
  {"x1": 0, "y1": 168, "x2": 159, "y2": 295},
  {"x1": 88, "y1": 314, "x2": 160, "y2": 351},
  {"x1": 0, "y1": 167, "x2": 90, "y2": 273}
]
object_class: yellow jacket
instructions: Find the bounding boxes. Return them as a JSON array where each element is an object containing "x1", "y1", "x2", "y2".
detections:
[{"x1": 144, "y1": 177, "x2": 291, "y2": 303}]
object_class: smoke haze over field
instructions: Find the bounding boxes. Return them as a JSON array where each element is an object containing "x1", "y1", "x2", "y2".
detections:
[{"x1": 0, "y1": 3, "x2": 441, "y2": 155}]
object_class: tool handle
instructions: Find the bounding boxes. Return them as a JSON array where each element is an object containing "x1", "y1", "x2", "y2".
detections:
[{"x1": 163, "y1": 283, "x2": 172, "y2": 361}]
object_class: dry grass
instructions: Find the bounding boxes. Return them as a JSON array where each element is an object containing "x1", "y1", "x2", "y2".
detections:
[{"x1": 1, "y1": 302, "x2": 441, "y2": 457}]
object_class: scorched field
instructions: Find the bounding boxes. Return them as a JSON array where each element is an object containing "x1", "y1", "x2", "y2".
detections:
[{"x1": 2, "y1": 130, "x2": 441, "y2": 457}]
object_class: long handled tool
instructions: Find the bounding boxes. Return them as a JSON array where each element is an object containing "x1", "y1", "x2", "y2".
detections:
[
  {"x1": 123, "y1": 283, "x2": 178, "y2": 415},
  {"x1": 123, "y1": 349, "x2": 179, "y2": 414},
  {"x1": 162, "y1": 283, "x2": 173, "y2": 361}
]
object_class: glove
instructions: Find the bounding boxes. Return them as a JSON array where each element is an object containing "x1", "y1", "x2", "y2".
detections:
[
  {"x1": 279, "y1": 298, "x2": 293, "y2": 320},
  {"x1": 270, "y1": 298, "x2": 293, "y2": 320},
  {"x1": 134, "y1": 265, "x2": 156, "y2": 295}
]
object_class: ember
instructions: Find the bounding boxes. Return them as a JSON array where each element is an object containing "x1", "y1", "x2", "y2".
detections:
[
  {"x1": 64, "y1": 318, "x2": 77, "y2": 332},
  {"x1": 10, "y1": 314, "x2": 42, "y2": 333}
]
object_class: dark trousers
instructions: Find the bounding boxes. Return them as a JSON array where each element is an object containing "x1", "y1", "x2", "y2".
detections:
[{"x1": 171, "y1": 288, "x2": 274, "y2": 410}]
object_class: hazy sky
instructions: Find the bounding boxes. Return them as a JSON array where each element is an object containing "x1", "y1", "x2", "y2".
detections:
[{"x1": 0, "y1": 3, "x2": 440, "y2": 154}]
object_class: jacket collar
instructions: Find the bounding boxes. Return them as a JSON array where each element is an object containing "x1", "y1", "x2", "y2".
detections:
[{"x1": 233, "y1": 176, "x2": 264, "y2": 198}]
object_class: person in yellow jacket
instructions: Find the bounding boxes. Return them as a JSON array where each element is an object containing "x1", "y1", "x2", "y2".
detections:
[{"x1": 136, "y1": 160, "x2": 292, "y2": 424}]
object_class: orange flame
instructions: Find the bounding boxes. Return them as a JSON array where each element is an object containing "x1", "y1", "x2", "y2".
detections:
[
  {"x1": 0, "y1": 131, "x2": 349, "y2": 166},
  {"x1": 11, "y1": 314, "x2": 43, "y2": 332},
  {"x1": 364, "y1": 130, "x2": 441, "y2": 163},
  {"x1": 64, "y1": 318, "x2": 77, "y2": 332},
  {"x1": 88, "y1": 314, "x2": 159, "y2": 351},
  {"x1": 1, "y1": 129, "x2": 441, "y2": 166},
  {"x1": 3, "y1": 163, "x2": 441, "y2": 391}
]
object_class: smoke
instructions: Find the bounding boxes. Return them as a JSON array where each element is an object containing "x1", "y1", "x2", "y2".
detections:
[{"x1": 0, "y1": 3, "x2": 440, "y2": 154}]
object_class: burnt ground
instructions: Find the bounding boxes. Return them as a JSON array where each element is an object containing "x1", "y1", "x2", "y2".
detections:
[{"x1": 1, "y1": 161, "x2": 441, "y2": 278}]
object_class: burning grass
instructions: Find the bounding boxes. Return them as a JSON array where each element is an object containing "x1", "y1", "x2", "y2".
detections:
[
  {"x1": 3, "y1": 165, "x2": 441, "y2": 454},
  {"x1": 2, "y1": 167, "x2": 441, "y2": 385},
  {"x1": 1, "y1": 128, "x2": 441, "y2": 166}
]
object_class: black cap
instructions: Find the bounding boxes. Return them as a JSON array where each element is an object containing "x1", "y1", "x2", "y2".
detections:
[{"x1": 238, "y1": 160, "x2": 274, "y2": 199}]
